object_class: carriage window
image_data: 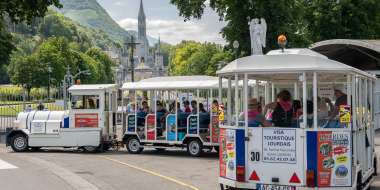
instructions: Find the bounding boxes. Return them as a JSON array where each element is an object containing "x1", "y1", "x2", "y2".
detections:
[{"x1": 71, "y1": 95, "x2": 99, "y2": 109}]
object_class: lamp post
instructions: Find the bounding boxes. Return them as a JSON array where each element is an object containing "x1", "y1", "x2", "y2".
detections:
[
  {"x1": 47, "y1": 63, "x2": 52, "y2": 100},
  {"x1": 233, "y1": 40, "x2": 239, "y2": 59},
  {"x1": 124, "y1": 36, "x2": 140, "y2": 82}
]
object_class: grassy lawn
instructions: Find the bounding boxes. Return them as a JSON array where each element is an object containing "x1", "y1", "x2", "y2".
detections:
[{"x1": 0, "y1": 103, "x2": 64, "y2": 117}]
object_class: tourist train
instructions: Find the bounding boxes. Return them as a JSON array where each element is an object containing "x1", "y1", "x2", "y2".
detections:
[{"x1": 5, "y1": 47, "x2": 379, "y2": 190}]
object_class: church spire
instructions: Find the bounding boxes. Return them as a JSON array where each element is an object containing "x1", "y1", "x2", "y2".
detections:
[{"x1": 138, "y1": 0, "x2": 146, "y2": 40}]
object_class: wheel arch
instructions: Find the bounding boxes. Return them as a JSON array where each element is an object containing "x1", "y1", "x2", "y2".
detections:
[
  {"x1": 183, "y1": 136, "x2": 202, "y2": 145},
  {"x1": 6, "y1": 130, "x2": 28, "y2": 146}
]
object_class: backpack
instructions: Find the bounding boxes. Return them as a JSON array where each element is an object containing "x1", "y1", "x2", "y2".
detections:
[{"x1": 272, "y1": 103, "x2": 293, "y2": 127}]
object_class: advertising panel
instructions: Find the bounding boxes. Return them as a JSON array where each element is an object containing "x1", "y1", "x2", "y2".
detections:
[
  {"x1": 75, "y1": 113, "x2": 98, "y2": 128},
  {"x1": 262, "y1": 128, "x2": 296, "y2": 164},
  {"x1": 127, "y1": 115, "x2": 136, "y2": 132},
  {"x1": 211, "y1": 115, "x2": 219, "y2": 143},
  {"x1": 188, "y1": 115, "x2": 198, "y2": 134},
  {"x1": 317, "y1": 131, "x2": 352, "y2": 187},
  {"x1": 339, "y1": 105, "x2": 351, "y2": 124},
  {"x1": 219, "y1": 128, "x2": 236, "y2": 180},
  {"x1": 146, "y1": 115, "x2": 156, "y2": 140},
  {"x1": 167, "y1": 114, "x2": 176, "y2": 141}
]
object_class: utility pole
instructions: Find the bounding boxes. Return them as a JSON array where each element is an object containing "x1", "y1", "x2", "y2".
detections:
[{"x1": 124, "y1": 36, "x2": 140, "y2": 82}]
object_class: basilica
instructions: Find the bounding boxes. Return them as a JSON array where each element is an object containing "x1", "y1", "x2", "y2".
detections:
[
  {"x1": 134, "y1": 0, "x2": 166, "y2": 81},
  {"x1": 114, "y1": 0, "x2": 167, "y2": 84}
]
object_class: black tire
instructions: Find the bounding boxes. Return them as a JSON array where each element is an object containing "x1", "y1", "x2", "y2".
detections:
[
  {"x1": 83, "y1": 146, "x2": 98, "y2": 153},
  {"x1": 187, "y1": 139, "x2": 203, "y2": 157},
  {"x1": 30, "y1": 147, "x2": 41, "y2": 152},
  {"x1": 10, "y1": 134, "x2": 28, "y2": 152},
  {"x1": 155, "y1": 148, "x2": 166, "y2": 152},
  {"x1": 214, "y1": 146, "x2": 220, "y2": 153},
  {"x1": 374, "y1": 158, "x2": 378, "y2": 176},
  {"x1": 357, "y1": 172, "x2": 363, "y2": 190},
  {"x1": 126, "y1": 136, "x2": 143, "y2": 154}
]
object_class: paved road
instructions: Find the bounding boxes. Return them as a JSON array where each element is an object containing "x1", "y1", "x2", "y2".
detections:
[
  {"x1": 1, "y1": 133, "x2": 380, "y2": 190},
  {"x1": 0, "y1": 146, "x2": 218, "y2": 190}
]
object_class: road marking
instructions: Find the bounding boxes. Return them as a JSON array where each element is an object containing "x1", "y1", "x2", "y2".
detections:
[
  {"x1": 0, "y1": 159, "x2": 18, "y2": 170},
  {"x1": 99, "y1": 156, "x2": 200, "y2": 190}
]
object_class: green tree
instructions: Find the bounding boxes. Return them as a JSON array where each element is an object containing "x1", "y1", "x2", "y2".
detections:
[
  {"x1": 7, "y1": 55, "x2": 45, "y2": 98},
  {"x1": 86, "y1": 48, "x2": 115, "y2": 83},
  {"x1": 305, "y1": 0, "x2": 380, "y2": 41},
  {"x1": 170, "y1": 0, "x2": 311, "y2": 56},
  {"x1": 169, "y1": 41, "x2": 233, "y2": 76},
  {"x1": 0, "y1": 23, "x2": 14, "y2": 66},
  {"x1": 0, "y1": 0, "x2": 62, "y2": 66}
]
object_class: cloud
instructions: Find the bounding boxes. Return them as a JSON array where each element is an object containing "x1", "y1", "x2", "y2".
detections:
[{"x1": 117, "y1": 18, "x2": 226, "y2": 45}]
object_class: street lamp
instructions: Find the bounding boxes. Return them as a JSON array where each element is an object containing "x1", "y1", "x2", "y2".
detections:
[
  {"x1": 47, "y1": 63, "x2": 52, "y2": 100},
  {"x1": 233, "y1": 40, "x2": 239, "y2": 59}
]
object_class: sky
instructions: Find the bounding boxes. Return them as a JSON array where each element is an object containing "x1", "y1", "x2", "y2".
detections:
[{"x1": 97, "y1": 0, "x2": 227, "y2": 45}]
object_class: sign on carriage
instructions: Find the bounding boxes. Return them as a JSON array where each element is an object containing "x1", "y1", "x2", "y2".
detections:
[
  {"x1": 318, "y1": 85, "x2": 334, "y2": 99},
  {"x1": 262, "y1": 128, "x2": 296, "y2": 164},
  {"x1": 75, "y1": 113, "x2": 98, "y2": 128},
  {"x1": 316, "y1": 131, "x2": 352, "y2": 187},
  {"x1": 127, "y1": 115, "x2": 136, "y2": 132}
]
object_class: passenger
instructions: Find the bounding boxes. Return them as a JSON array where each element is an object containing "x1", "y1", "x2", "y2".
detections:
[
  {"x1": 88, "y1": 98, "x2": 96, "y2": 109},
  {"x1": 329, "y1": 87, "x2": 347, "y2": 118},
  {"x1": 212, "y1": 100, "x2": 219, "y2": 113},
  {"x1": 239, "y1": 98, "x2": 271, "y2": 127},
  {"x1": 292, "y1": 100, "x2": 302, "y2": 118},
  {"x1": 297, "y1": 100, "x2": 314, "y2": 127},
  {"x1": 139, "y1": 101, "x2": 150, "y2": 114},
  {"x1": 156, "y1": 101, "x2": 169, "y2": 136},
  {"x1": 191, "y1": 100, "x2": 197, "y2": 114},
  {"x1": 267, "y1": 90, "x2": 293, "y2": 127},
  {"x1": 183, "y1": 100, "x2": 191, "y2": 113},
  {"x1": 199, "y1": 103, "x2": 207, "y2": 113}
]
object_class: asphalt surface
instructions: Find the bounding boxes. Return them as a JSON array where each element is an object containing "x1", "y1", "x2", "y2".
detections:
[
  {"x1": 0, "y1": 146, "x2": 218, "y2": 190},
  {"x1": 0, "y1": 132, "x2": 380, "y2": 190}
]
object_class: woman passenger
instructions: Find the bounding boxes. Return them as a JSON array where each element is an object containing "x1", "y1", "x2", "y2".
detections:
[
  {"x1": 266, "y1": 90, "x2": 293, "y2": 127},
  {"x1": 239, "y1": 98, "x2": 271, "y2": 127}
]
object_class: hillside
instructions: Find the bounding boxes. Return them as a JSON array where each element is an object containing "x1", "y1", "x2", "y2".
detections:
[{"x1": 57, "y1": 0, "x2": 157, "y2": 45}]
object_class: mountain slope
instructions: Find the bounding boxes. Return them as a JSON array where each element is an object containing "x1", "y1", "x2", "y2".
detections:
[
  {"x1": 57, "y1": 0, "x2": 157, "y2": 45},
  {"x1": 57, "y1": 0, "x2": 131, "y2": 44}
]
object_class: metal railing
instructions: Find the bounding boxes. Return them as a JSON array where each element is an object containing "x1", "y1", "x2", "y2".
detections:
[{"x1": 0, "y1": 86, "x2": 64, "y2": 132}]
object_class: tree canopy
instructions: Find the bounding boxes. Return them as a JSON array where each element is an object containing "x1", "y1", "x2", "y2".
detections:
[
  {"x1": 169, "y1": 41, "x2": 233, "y2": 76},
  {"x1": 0, "y1": 0, "x2": 62, "y2": 67},
  {"x1": 170, "y1": 0, "x2": 380, "y2": 56}
]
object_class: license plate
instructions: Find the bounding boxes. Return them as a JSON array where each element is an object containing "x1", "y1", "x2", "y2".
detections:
[{"x1": 256, "y1": 184, "x2": 296, "y2": 190}]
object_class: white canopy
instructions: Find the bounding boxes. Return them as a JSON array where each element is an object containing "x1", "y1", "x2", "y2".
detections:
[
  {"x1": 217, "y1": 48, "x2": 375, "y2": 79},
  {"x1": 68, "y1": 84, "x2": 117, "y2": 92},
  {"x1": 122, "y1": 76, "x2": 221, "y2": 90}
]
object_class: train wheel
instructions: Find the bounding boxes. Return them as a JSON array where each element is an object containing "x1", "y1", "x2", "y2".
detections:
[
  {"x1": 356, "y1": 172, "x2": 363, "y2": 190},
  {"x1": 187, "y1": 139, "x2": 203, "y2": 157},
  {"x1": 126, "y1": 136, "x2": 143, "y2": 154},
  {"x1": 11, "y1": 134, "x2": 28, "y2": 152}
]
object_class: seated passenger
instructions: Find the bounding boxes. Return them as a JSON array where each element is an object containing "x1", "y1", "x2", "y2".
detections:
[
  {"x1": 137, "y1": 101, "x2": 149, "y2": 126},
  {"x1": 239, "y1": 98, "x2": 271, "y2": 127},
  {"x1": 269, "y1": 90, "x2": 293, "y2": 127},
  {"x1": 199, "y1": 103, "x2": 207, "y2": 113},
  {"x1": 183, "y1": 100, "x2": 191, "y2": 113},
  {"x1": 211, "y1": 100, "x2": 219, "y2": 114},
  {"x1": 191, "y1": 100, "x2": 198, "y2": 114},
  {"x1": 297, "y1": 100, "x2": 313, "y2": 127},
  {"x1": 156, "y1": 101, "x2": 169, "y2": 136}
]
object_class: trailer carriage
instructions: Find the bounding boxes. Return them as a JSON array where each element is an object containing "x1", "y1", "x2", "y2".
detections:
[{"x1": 217, "y1": 48, "x2": 377, "y2": 190}]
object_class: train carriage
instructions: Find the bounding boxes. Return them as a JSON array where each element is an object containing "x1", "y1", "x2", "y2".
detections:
[{"x1": 217, "y1": 48, "x2": 377, "y2": 190}]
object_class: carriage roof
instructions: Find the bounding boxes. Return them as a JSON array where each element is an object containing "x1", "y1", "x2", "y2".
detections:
[
  {"x1": 217, "y1": 48, "x2": 375, "y2": 80},
  {"x1": 121, "y1": 76, "x2": 221, "y2": 90}
]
